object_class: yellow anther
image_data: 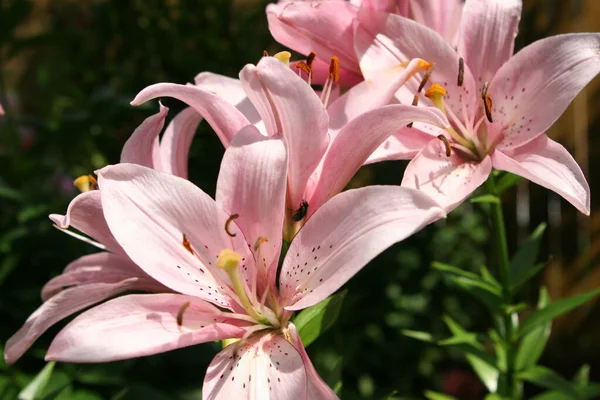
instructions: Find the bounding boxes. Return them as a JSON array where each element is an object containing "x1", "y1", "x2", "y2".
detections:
[
  {"x1": 217, "y1": 249, "x2": 242, "y2": 272},
  {"x1": 254, "y1": 236, "x2": 269, "y2": 252},
  {"x1": 274, "y1": 51, "x2": 292, "y2": 66},
  {"x1": 425, "y1": 83, "x2": 447, "y2": 114},
  {"x1": 73, "y1": 175, "x2": 98, "y2": 192}
]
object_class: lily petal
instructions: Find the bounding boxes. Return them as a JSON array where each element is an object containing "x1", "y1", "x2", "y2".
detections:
[
  {"x1": 240, "y1": 58, "x2": 329, "y2": 209},
  {"x1": 491, "y1": 135, "x2": 590, "y2": 215},
  {"x1": 6, "y1": 279, "x2": 140, "y2": 365},
  {"x1": 49, "y1": 190, "x2": 123, "y2": 255},
  {"x1": 490, "y1": 33, "x2": 600, "y2": 150},
  {"x1": 203, "y1": 331, "x2": 307, "y2": 400},
  {"x1": 120, "y1": 103, "x2": 168, "y2": 170},
  {"x1": 266, "y1": 1, "x2": 360, "y2": 74},
  {"x1": 41, "y1": 252, "x2": 164, "y2": 301},
  {"x1": 281, "y1": 185, "x2": 445, "y2": 310},
  {"x1": 457, "y1": 0, "x2": 521, "y2": 84},
  {"x1": 308, "y1": 104, "x2": 447, "y2": 215},
  {"x1": 355, "y1": 8, "x2": 478, "y2": 121},
  {"x1": 159, "y1": 107, "x2": 203, "y2": 179},
  {"x1": 46, "y1": 294, "x2": 250, "y2": 363},
  {"x1": 131, "y1": 83, "x2": 250, "y2": 147},
  {"x1": 401, "y1": 138, "x2": 493, "y2": 212},
  {"x1": 327, "y1": 58, "x2": 434, "y2": 132},
  {"x1": 365, "y1": 127, "x2": 435, "y2": 164},
  {"x1": 194, "y1": 72, "x2": 261, "y2": 124},
  {"x1": 215, "y1": 125, "x2": 288, "y2": 289},
  {"x1": 97, "y1": 164, "x2": 255, "y2": 309},
  {"x1": 287, "y1": 323, "x2": 338, "y2": 399},
  {"x1": 410, "y1": 0, "x2": 463, "y2": 45}
]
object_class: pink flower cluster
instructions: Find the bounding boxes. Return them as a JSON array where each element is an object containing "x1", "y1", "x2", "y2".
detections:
[{"x1": 6, "y1": 0, "x2": 599, "y2": 398}]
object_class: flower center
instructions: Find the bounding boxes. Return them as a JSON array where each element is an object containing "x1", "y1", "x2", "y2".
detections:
[
  {"x1": 217, "y1": 249, "x2": 280, "y2": 328},
  {"x1": 418, "y1": 58, "x2": 500, "y2": 161}
]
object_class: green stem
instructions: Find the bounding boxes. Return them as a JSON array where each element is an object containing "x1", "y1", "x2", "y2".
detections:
[{"x1": 485, "y1": 177, "x2": 519, "y2": 399}]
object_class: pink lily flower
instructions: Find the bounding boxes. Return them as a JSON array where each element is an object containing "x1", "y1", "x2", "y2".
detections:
[
  {"x1": 354, "y1": 0, "x2": 600, "y2": 214},
  {"x1": 44, "y1": 128, "x2": 445, "y2": 399},
  {"x1": 131, "y1": 56, "x2": 448, "y2": 238},
  {"x1": 266, "y1": 0, "x2": 463, "y2": 86},
  {"x1": 3, "y1": 104, "x2": 192, "y2": 365}
]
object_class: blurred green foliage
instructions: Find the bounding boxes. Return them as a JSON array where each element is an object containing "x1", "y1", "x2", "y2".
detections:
[{"x1": 0, "y1": 1, "x2": 597, "y2": 399}]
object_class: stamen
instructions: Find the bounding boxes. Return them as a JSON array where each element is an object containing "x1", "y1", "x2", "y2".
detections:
[
  {"x1": 182, "y1": 233, "x2": 194, "y2": 255},
  {"x1": 457, "y1": 58, "x2": 464, "y2": 87},
  {"x1": 177, "y1": 301, "x2": 191, "y2": 327},
  {"x1": 481, "y1": 82, "x2": 493, "y2": 123},
  {"x1": 254, "y1": 236, "x2": 269, "y2": 252},
  {"x1": 407, "y1": 95, "x2": 419, "y2": 128},
  {"x1": 274, "y1": 51, "x2": 291, "y2": 66},
  {"x1": 417, "y1": 63, "x2": 434, "y2": 93},
  {"x1": 437, "y1": 135, "x2": 452, "y2": 157},
  {"x1": 328, "y1": 56, "x2": 340, "y2": 83},
  {"x1": 217, "y1": 249, "x2": 263, "y2": 323},
  {"x1": 263, "y1": 50, "x2": 269, "y2": 57},
  {"x1": 296, "y1": 62, "x2": 311, "y2": 75},
  {"x1": 292, "y1": 200, "x2": 309, "y2": 222},
  {"x1": 306, "y1": 52, "x2": 316, "y2": 70},
  {"x1": 73, "y1": 175, "x2": 98, "y2": 192},
  {"x1": 225, "y1": 214, "x2": 239, "y2": 237}
]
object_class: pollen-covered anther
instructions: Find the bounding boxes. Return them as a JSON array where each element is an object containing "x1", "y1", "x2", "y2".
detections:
[
  {"x1": 177, "y1": 301, "x2": 191, "y2": 327},
  {"x1": 481, "y1": 82, "x2": 493, "y2": 123},
  {"x1": 274, "y1": 51, "x2": 291, "y2": 66},
  {"x1": 73, "y1": 175, "x2": 98, "y2": 192},
  {"x1": 417, "y1": 62, "x2": 434, "y2": 93},
  {"x1": 254, "y1": 236, "x2": 269, "y2": 252},
  {"x1": 437, "y1": 135, "x2": 452, "y2": 157},
  {"x1": 425, "y1": 83, "x2": 447, "y2": 113},
  {"x1": 328, "y1": 56, "x2": 340, "y2": 83},
  {"x1": 457, "y1": 57, "x2": 464, "y2": 87},
  {"x1": 225, "y1": 214, "x2": 239, "y2": 237},
  {"x1": 306, "y1": 51, "x2": 316, "y2": 69},
  {"x1": 407, "y1": 95, "x2": 420, "y2": 128},
  {"x1": 182, "y1": 234, "x2": 194, "y2": 255}
]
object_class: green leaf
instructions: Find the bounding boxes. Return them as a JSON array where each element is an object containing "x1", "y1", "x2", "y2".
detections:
[
  {"x1": 446, "y1": 275, "x2": 502, "y2": 311},
  {"x1": 441, "y1": 316, "x2": 499, "y2": 392},
  {"x1": 432, "y1": 262, "x2": 480, "y2": 280},
  {"x1": 529, "y1": 391, "x2": 571, "y2": 400},
  {"x1": 516, "y1": 287, "x2": 551, "y2": 371},
  {"x1": 519, "y1": 288, "x2": 600, "y2": 338},
  {"x1": 471, "y1": 194, "x2": 501, "y2": 204},
  {"x1": 18, "y1": 362, "x2": 55, "y2": 400},
  {"x1": 573, "y1": 364, "x2": 590, "y2": 387},
  {"x1": 495, "y1": 172, "x2": 521, "y2": 194},
  {"x1": 293, "y1": 290, "x2": 346, "y2": 347},
  {"x1": 401, "y1": 330, "x2": 434, "y2": 343},
  {"x1": 519, "y1": 366, "x2": 581, "y2": 399},
  {"x1": 511, "y1": 261, "x2": 550, "y2": 293},
  {"x1": 424, "y1": 391, "x2": 459, "y2": 400},
  {"x1": 509, "y1": 224, "x2": 546, "y2": 286}
]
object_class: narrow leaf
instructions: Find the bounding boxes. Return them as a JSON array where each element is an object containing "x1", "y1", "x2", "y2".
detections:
[
  {"x1": 519, "y1": 366, "x2": 581, "y2": 399},
  {"x1": 471, "y1": 194, "x2": 500, "y2": 204},
  {"x1": 401, "y1": 330, "x2": 434, "y2": 343},
  {"x1": 432, "y1": 261, "x2": 480, "y2": 280},
  {"x1": 516, "y1": 288, "x2": 551, "y2": 371},
  {"x1": 424, "y1": 391, "x2": 459, "y2": 400},
  {"x1": 18, "y1": 362, "x2": 55, "y2": 400},
  {"x1": 519, "y1": 288, "x2": 600, "y2": 338},
  {"x1": 293, "y1": 290, "x2": 346, "y2": 347},
  {"x1": 495, "y1": 172, "x2": 521, "y2": 194},
  {"x1": 510, "y1": 224, "x2": 546, "y2": 286}
]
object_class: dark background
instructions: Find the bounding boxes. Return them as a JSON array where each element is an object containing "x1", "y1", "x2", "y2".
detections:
[{"x1": 0, "y1": 0, "x2": 599, "y2": 399}]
